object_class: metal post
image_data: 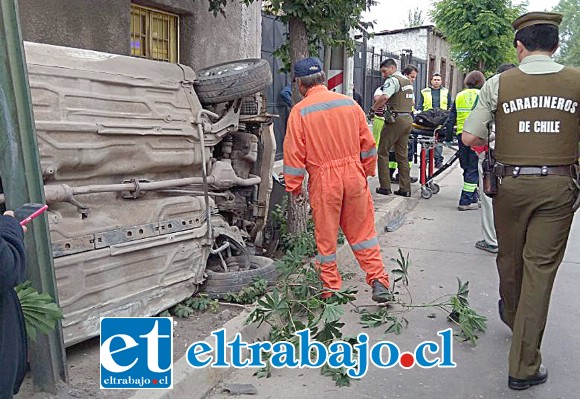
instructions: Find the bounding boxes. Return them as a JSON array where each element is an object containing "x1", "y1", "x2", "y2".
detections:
[
  {"x1": 0, "y1": 0, "x2": 67, "y2": 394},
  {"x1": 323, "y1": 45, "x2": 331, "y2": 85},
  {"x1": 361, "y1": 33, "x2": 368, "y2": 110}
]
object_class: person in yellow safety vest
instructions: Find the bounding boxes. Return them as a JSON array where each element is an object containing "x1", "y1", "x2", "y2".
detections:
[
  {"x1": 417, "y1": 73, "x2": 452, "y2": 168},
  {"x1": 372, "y1": 85, "x2": 386, "y2": 146},
  {"x1": 370, "y1": 61, "x2": 391, "y2": 146},
  {"x1": 418, "y1": 75, "x2": 451, "y2": 111},
  {"x1": 444, "y1": 71, "x2": 487, "y2": 210}
]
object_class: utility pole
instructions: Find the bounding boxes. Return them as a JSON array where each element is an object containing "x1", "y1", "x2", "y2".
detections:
[{"x1": 0, "y1": 0, "x2": 67, "y2": 394}]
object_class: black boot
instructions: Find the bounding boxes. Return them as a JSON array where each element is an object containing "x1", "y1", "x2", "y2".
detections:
[
  {"x1": 394, "y1": 189, "x2": 411, "y2": 197},
  {"x1": 371, "y1": 280, "x2": 393, "y2": 303},
  {"x1": 508, "y1": 365, "x2": 548, "y2": 390}
]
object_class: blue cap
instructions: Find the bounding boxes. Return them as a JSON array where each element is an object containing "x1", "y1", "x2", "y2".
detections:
[{"x1": 294, "y1": 57, "x2": 323, "y2": 78}]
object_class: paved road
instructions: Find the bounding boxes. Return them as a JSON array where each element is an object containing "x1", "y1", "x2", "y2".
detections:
[{"x1": 208, "y1": 163, "x2": 580, "y2": 399}]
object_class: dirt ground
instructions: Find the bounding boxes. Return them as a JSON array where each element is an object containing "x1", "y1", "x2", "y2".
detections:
[{"x1": 15, "y1": 305, "x2": 243, "y2": 399}]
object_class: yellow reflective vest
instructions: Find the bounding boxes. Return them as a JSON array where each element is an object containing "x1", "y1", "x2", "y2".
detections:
[
  {"x1": 420, "y1": 87, "x2": 449, "y2": 110},
  {"x1": 455, "y1": 88, "x2": 480, "y2": 135}
]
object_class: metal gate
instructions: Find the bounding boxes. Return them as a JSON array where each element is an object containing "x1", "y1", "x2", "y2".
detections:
[
  {"x1": 353, "y1": 42, "x2": 427, "y2": 112},
  {"x1": 261, "y1": 13, "x2": 290, "y2": 161}
]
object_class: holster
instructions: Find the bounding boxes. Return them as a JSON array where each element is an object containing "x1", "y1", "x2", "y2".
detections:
[
  {"x1": 482, "y1": 149, "x2": 498, "y2": 198},
  {"x1": 384, "y1": 108, "x2": 396, "y2": 125}
]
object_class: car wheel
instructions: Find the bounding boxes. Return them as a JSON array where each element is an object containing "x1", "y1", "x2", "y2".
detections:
[
  {"x1": 194, "y1": 59, "x2": 272, "y2": 105},
  {"x1": 202, "y1": 255, "x2": 278, "y2": 299}
]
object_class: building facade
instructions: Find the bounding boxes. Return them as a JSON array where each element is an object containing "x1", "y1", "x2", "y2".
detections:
[
  {"x1": 364, "y1": 25, "x2": 464, "y2": 102},
  {"x1": 18, "y1": 0, "x2": 263, "y2": 71}
]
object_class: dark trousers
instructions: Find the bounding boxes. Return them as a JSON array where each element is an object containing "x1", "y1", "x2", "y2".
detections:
[
  {"x1": 426, "y1": 144, "x2": 443, "y2": 167},
  {"x1": 388, "y1": 139, "x2": 414, "y2": 171},
  {"x1": 434, "y1": 143, "x2": 443, "y2": 165},
  {"x1": 493, "y1": 175, "x2": 577, "y2": 379},
  {"x1": 457, "y1": 134, "x2": 479, "y2": 205},
  {"x1": 378, "y1": 116, "x2": 412, "y2": 192}
]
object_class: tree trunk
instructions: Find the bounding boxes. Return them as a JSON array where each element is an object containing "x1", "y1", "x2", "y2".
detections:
[
  {"x1": 289, "y1": 16, "x2": 309, "y2": 104},
  {"x1": 287, "y1": 16, "x2": 310, "y2": 235}
]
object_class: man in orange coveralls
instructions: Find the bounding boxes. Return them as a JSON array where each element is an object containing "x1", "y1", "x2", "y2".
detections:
[{"x1": 283, "y1": 57, "x2": 391, "y2": 303}]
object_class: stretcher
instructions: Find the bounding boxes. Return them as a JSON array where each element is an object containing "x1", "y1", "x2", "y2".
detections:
[{"x1": 411, "y1": 123, "x2": 460, "y2": 199}]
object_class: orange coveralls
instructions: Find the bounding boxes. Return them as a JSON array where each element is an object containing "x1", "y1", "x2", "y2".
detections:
[{"x1": 283, "y1": 85, "x2": 390, "y2": 293}]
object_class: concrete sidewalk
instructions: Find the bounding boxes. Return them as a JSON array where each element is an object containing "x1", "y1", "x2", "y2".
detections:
[
  {"x1": 206, "y1": 162, "x2": 580, "y2": 399},
  {"x1": 127, "y1": 164, "x2": 430, "y2": 399}
]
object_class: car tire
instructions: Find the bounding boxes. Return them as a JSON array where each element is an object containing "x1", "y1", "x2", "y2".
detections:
[
  {"x1": 194, "y1": 59, "x2": 272, "y2": 105},
  {"x1": 202, "y1": 255, "x2": 278, "y2": 299}
]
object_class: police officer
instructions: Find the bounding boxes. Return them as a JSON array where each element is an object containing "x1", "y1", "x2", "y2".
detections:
[
  {"x1": 371, "y1": 59, "x2": 414, "y2": 197},
  {"x1": 462, "y1": 12, "x2": 580, "y2": 391}
]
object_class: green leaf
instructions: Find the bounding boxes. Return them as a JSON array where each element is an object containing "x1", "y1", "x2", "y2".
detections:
[
  {"x1": 171, "y1": 304, "x2": 194, "y2": 318},
  {"x1": 321, "y1": 364, "x2": 351, "y2": 387},
  {"x1": 314, "y1": 321, "x2": 345, "y2": 342},
  {"x1": 321, "y1": 303, "x2": 344, "y2": 323},
  {"x1": 15, "y1": 281, "x2": 63, "y2": 342}
]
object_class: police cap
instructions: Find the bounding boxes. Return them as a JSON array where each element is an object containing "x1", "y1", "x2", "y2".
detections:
[{"x1": 512, "y1": 11, "x2": 562, "y2": 33}]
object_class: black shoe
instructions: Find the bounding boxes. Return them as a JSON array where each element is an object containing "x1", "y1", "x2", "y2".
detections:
[
  {"x1": 498, "y1": 299, "x2": 512, "y2": 330},
  {"x1": 435, "y1": 162, "x2": 443, "y2": 169},
  {"x1": 371, "y1": 280, "x2": 393, "y2": 303},
  {"x1": 376, "y1": 187, "x2": 392, "y2": 195},
  {"x1": 394, "y1": 189, "x2": 411, "y2": 197},
  {"x1": 508, "y1": 365, "x2": 548, "y2": 390},
  {"x1": 393, "y1": 173, "x2": 418, "y2": 184}
]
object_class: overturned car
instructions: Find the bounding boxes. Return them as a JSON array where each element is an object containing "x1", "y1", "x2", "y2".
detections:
[{"x1": 16, "y1": 42, "x2": 277, "y2": 345}]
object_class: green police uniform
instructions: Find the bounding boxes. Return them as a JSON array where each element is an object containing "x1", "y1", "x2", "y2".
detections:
[
  {"x1": 377, "y1": 72, "x2": 414, "y2": 193},
  {"x1": 463, "y1": 12, "x2": 580, "y2": 383}
]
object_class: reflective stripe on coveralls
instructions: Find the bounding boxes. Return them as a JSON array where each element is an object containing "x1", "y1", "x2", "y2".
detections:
[
  {"x1": 283, "y1": 85, "x2": 390, "y2": 292},
  {"x1": 351, "y1": 237, "x2": 379, "y2": 251},
  {"x1": 300, "y1": 99, "x2": 355, "y2": 116},
  {"x1": 316, "y1": 253, "x2": 337, "y2": 264},
  {"x1": 283, "y1": 164, "x2": 306, "y2": 176},
  {"x1": 361, "y1": 147, "x2": 377, "y2": 159}
]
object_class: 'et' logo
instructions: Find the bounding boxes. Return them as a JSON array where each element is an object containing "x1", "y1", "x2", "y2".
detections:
[{"x1": 100, "y1": 317, "x2": 173, "y2": 389}]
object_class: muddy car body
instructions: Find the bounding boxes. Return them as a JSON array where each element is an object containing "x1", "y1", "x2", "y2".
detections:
[{"x1": 20, "y1": 42, "x2": 275, "y2": 345}]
